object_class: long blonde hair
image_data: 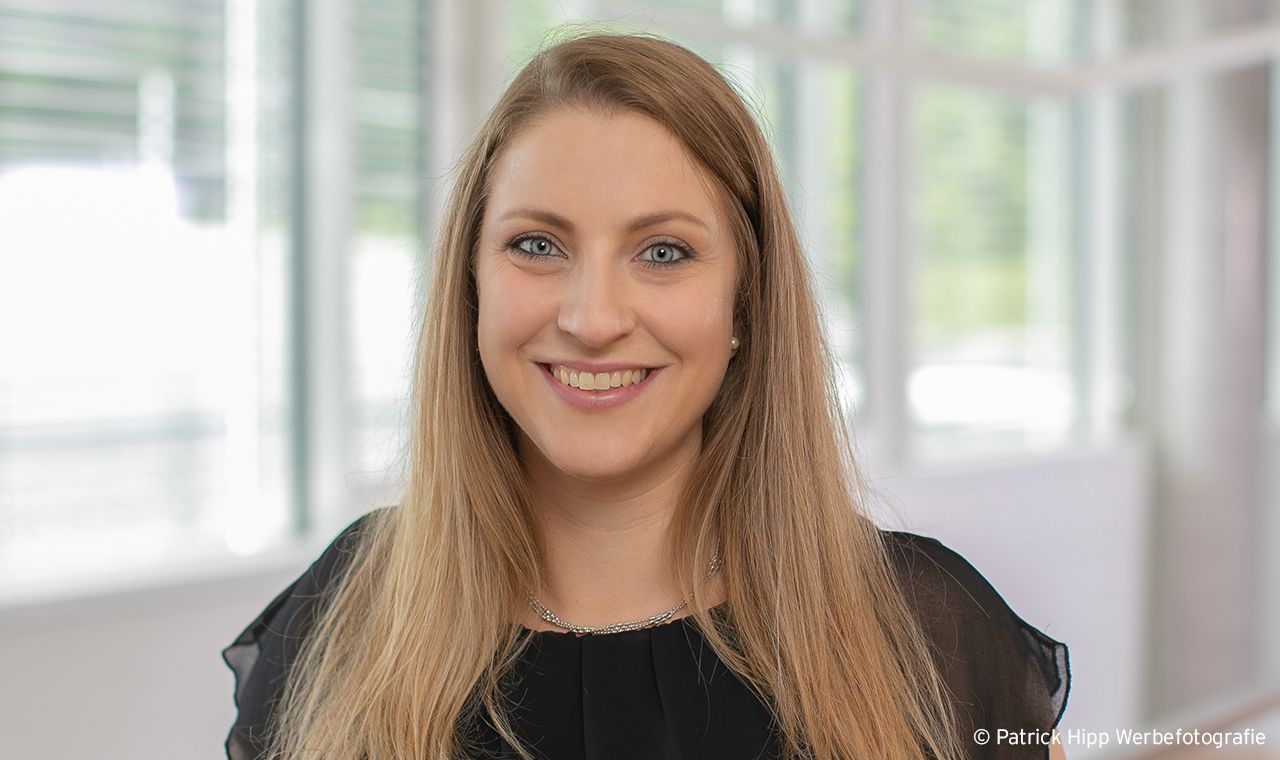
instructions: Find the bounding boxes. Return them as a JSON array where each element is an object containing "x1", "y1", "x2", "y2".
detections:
[{"x1": 268, "y1": 28, "x2": 964, "y2": 760}]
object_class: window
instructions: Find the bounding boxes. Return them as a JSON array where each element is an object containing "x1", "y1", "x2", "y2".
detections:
[
  {"x1": 0, "y1": 0, "x2": 295, "y2": 584},
  {"x1": 0, "y1": 0, "x2": 427, "y2": 590},
  {"x1": 915, "y1": 0, "x2": 1081, "y2": 64},
  {"x1": 911, "y1": 84, "x2": 1078, "y2": 457},
  {"x1": 348, "y1": 0, "x2": 427, "y2": 505}
]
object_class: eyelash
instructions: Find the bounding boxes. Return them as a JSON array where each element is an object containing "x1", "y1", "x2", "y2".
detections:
[{"x1": 503, "y1": 233, "x2": 696, "y2": 270}]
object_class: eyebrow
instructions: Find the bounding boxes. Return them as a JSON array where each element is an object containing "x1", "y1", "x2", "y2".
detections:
[{"x1": 499, "y1": 207, "x2": 710, "y2": 233}]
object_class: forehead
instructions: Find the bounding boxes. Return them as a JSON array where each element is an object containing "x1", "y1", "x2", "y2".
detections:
[{"x1": 485, "y1": 108, "x2": 726, "y2": 232}]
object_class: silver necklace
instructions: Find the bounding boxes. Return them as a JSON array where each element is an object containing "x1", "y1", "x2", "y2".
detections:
[{"x1": 525, "y1": 541, "x2": 723, "y2": 635}]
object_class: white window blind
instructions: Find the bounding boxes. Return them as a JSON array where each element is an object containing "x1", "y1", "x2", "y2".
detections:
[{"x1": 0, "y1": 0, "x2": 296, "y2": 590}]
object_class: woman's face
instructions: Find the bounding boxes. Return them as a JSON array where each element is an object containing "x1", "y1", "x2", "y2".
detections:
[{"x1": 475, "y1": 107, "x2": 739, "y2": 482}]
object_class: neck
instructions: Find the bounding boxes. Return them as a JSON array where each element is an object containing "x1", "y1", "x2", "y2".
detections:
[{"x1": 516, "y1": 429, "x2": 724, "y2": 631}]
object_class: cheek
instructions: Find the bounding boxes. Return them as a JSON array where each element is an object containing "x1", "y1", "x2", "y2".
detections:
[
  {"x1": 476, "y1": 265, "x2": 540, "y2": 349},
  {"x1": 648, "y1": 289, "x2": 734, "y2": 358}
]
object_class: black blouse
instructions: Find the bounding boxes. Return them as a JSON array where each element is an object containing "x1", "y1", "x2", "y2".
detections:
[{"x1": 222, "y1": 510, "x2": 1070, "y2": 760}]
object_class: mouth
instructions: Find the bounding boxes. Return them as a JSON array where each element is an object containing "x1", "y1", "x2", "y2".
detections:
[
  {"x1": 535, "y1": 361, "x2": 664, "y2": 408},
  {"x1": 537, "y1": 360, "x2": 660, "y2": 383},
  {"x1": 532, "y1": 360, "x2": 670, "y2": 401}
]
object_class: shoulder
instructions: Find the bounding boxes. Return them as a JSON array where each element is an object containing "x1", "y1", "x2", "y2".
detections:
[
  {"x1": 878, "y1": 529, "x2": 1071, "y2": 752},
  {"x1": 250, "y1": 507, "x2": 388, "y2": 640},
  {"x1": 221, "y1": 507, "x2": 390, "y2": 759}
]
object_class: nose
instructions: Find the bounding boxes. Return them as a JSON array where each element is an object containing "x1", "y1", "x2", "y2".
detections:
[{"x1": 556, "y1": 252, "x2": 636, "y2": 348}]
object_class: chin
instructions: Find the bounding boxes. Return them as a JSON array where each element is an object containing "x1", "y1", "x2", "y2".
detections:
[
  {"x1": 540, "y1": 439, "x2": 648, "y2": 481},
  {"x1": 559, "y1": 461, "x2": 644, "y2": 482}
]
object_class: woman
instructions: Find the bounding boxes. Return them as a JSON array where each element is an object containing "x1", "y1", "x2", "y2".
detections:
[{"x1": 222, "y1": 31, "x2": 1070, "y2": 760}]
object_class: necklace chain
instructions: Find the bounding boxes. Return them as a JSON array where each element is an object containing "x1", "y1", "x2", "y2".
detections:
[{"x1": 525, "y1": 541, "x2": 723, "y2": 636}]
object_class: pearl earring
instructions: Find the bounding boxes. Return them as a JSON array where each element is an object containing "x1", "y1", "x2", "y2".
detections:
[{"x1": 730, "y1": 336, "x2": 739, "y2": 351}]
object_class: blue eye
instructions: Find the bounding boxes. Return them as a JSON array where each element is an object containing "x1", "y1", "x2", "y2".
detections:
[
  {"x1": 638, "y1": 240, "x2": 692, "y2": 269},
  {"x1": 509, "y1": 235, "x2": 560, "y2": 258}
]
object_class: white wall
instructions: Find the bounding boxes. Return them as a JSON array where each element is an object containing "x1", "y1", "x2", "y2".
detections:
[
  {"x1": 872, "y1": 438, "x2": 1151, "y2": 742},
  {"x1": 0, "y1": 555, "x2": 308, "y2": 760}
]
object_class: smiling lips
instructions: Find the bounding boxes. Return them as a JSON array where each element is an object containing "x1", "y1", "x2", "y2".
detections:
[
  {"x1": 543, "y1": 364, "x2": 650, "y2": 391},
  {"x1": 536, "y1": 361, "x2": 662, "y2": 411}
]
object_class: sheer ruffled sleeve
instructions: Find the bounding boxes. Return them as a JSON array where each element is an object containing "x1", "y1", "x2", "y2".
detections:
[
  {"x1": 220, "y1": 509, "x2": 383, "y2": 760},
  {"x1": 883, "y1": 530, "x2": 1072, "y2": 760}
]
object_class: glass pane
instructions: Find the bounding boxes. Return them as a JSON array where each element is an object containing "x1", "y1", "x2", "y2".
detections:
[
  {"x1": 501, "y1": 0, "x2": 860, "y2": 47},
  {"x1": 910, "y1": 84, "x2": 1079, "y2": 459},
  {"x1": 914, "y1": 0, "x2": 1082, "y2": 65},
  {"x1": 639, "y1": 0, "x2": 861, "y2": 32},
  {"x1": 806, "y1": 64, "x2": 864, "y2": 415},
  {"x1": 0, "y1": 0, "x2": 295, "y2": 584},
  {"x1": 744, "y1": 56, "x2": 865, "y2": 414},
  {"x1": 349, "y1": 0, "x2": 423, "y2": 507},
  {"x1": 711, "y1": 51, "x2": 870, "y2": 411},
  {"x1": 502, "y1": 0, "x2": 580, "y2": 70},
  {"x1": 1120, "y1": 0, "x2": 1280, "y2": 56},
  {"x1": 1117, "y1": 86, "x2": 1164, "y2": 435}
]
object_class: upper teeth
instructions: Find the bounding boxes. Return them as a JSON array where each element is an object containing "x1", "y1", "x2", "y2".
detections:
[{"x1": 552, "y1": 365, "x2": 649, "y2": 390}]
